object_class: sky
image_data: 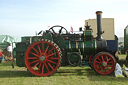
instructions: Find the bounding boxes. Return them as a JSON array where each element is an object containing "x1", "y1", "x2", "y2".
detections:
[{"x1": 0, "y1": 0, "x2": 128, "y2": 41}]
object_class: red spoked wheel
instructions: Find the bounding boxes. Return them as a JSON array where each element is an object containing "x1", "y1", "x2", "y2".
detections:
[
  {"x1": 25, "y1": 39, "x2": 61, "y2": 76},
  {"x1": 89, "y1": 55, "x2": 94, "y2": 67},
  {"x1": 92, "y1": 52, "x2": 116, "y2": 75}
]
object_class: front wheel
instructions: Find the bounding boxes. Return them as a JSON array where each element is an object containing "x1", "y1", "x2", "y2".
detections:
[{"x1": 92, "y1": 52, "x2": 116, "y2": 75}]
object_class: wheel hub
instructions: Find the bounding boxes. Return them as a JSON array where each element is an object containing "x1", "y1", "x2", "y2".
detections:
[
  {"x1": 40, "y1": 55, "x2": 46, "y2": 61},
  {"x1": 102, "y1": 62, "x2": 107, "y2": 67}
]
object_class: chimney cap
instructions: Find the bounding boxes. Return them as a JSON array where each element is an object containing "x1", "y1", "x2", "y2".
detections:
[{"x1": 96, "y1": 11, "x2": 103, "y2": 15}]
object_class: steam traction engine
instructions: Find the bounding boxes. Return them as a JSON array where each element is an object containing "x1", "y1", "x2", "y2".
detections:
[{"x1": 13, "y1": 11, "x2": 118, "y2": 76}]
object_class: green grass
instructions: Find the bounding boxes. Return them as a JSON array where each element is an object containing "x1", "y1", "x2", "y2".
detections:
[{"x1": 0, "y1": 55, "x2": 128, "y2": 85}]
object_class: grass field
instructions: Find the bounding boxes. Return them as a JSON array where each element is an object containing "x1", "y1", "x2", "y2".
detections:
[{"x1": 0, "y1": 54, "x2": 128, "y2": 85}]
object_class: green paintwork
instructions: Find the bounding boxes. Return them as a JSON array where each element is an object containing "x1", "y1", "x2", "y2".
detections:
[
  {"x1": 14, "y1": 42, "x2": 28, "y2": 67},
  {"x1": 53, "y1": 35, "x2": 65, "y2": 49},
  {"x1": 65, "y1": 41, "x2": 79, "y2": 52},
  {"x1": 85, "y1": 30, "x2": 93, "y2": 38},
  {"x1": 85, "y1": 40, "x2": 95, "y2": 54},
  {"x1": 31, "y1": 36, "x2": 43, "y2": 42},
  {"x1": 65, "y1": 40, "x2": 95, "y2": 55},
  {"x1": 65, "y1": 30, "x2": 95, "y2": 55},
  {"x1": 43, "y1": 33, "x2": 53, "y2": 41},
  {"x1": 21, "y1": 36, "x2": 31, "y2": 42}
]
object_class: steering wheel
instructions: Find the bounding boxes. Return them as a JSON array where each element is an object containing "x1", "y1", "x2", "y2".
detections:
[{"x1": 49, "y1": 25, "x2": 68, "y2": 34}]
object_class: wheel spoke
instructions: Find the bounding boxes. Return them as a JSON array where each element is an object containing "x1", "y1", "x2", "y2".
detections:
[
  {"x1": 106, "y1": 58, "x2": 111, "y2": 62},
  {"x1": 97, "y1": 57, "x2": 102, "y2": 62},
  {"x1": 41, "y1": 64, "x2": 44, "y2": 74},
  {"x1": 47, "y1": 62, "x2": 54, "y2": 70},
  {"x1": 30, "y1": 52, "x2": 40, "y2": 58},
  {"x1": 44, "y1": 62, "x2": 50, "y2": 72},
  {"x1": 47, "y1": 60, "x2": 57, "y2": 64},
  {"x1": 32, "y1": 47, "x2": 39, "y2": 54},
  {"x1": 107, "y1": 64, "x2": 113, "y2": 67},
  {"x1": 32, "y1": 62, "x2": 39, "y2": 69},
  {"x1": 45, "y1": 45, "x2": 49, "y2": 54},
  {"x1": 30, "y1": 60, "x2": 39, "y2": 64},
  {"x1": 101, "y1": 56, "x2": 105, "y2": 62},
  {"x1": 107, "y1": 61, "x2": 113, "y2": 64},
  {"x1": 100, "y1": 66, "x2": 104, "y2": 72},
  {"x1": 47, "y1": 52, "x2": 57, "y2": 57},
  {"x1": 47, "y1": 47, "x2": 55, "y2": 54},
  {"x1": 95, "y1": 60, "x2": 101, "y2": 64},
  {"x1": 38, "y1": 45, "x2": 42, "y2": 54},
  {"x1": 42, "y1": 42, "x2": 44, "y2": 53},
  {"x1": 38, "y1": 62, "x2": 42, "y2": 71}
]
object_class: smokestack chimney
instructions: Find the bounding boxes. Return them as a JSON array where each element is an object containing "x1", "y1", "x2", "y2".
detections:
[{"x1": 96, "y1": 11, "x2": 103, "y2": 40}]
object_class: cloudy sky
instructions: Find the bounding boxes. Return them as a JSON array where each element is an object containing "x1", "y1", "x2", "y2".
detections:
[{"x1": 0, "y1": 0, "x2": 128, "y2": 41}]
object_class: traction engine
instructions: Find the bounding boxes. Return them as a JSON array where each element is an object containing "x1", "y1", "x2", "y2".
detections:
[{"x1": 13, "y1": 11, "x2": 118, "y2": 76}]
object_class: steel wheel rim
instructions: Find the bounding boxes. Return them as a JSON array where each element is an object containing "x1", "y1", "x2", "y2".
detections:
[
  {"x1": 25, "y1": 41, "x2": 61, "y2": 76},
  {"x1": 93, "y1": 53, "x2": 115, "y2": 75}
]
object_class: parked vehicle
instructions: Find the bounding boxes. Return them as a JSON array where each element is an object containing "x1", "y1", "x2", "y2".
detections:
[{"x1": 13, "y1": 11, "x2": 118, "y2": 76}]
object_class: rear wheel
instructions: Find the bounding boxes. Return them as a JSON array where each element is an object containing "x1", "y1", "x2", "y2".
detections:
[
  {"x1": 25, "y1": 39, "x2": 61, "y2": 76},
  {"x1": 92, "y1": 52, "x2": 116, "y2": 75}
]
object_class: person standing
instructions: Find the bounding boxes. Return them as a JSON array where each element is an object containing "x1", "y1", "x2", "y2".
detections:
[
  {"x1": 0, "y1": 52, "x2": 3, "y2": 64},
  {"x1": 7, "y1": 44, "x2": 13, "y2": 61}
]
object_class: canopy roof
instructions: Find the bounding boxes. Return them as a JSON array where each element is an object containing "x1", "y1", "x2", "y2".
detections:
[{"x1": 0, "y1": 35, "x2": 17, "y2": 50}]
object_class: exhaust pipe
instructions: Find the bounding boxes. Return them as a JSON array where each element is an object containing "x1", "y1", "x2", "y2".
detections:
[{"x1": 96, "y1": 11, "x2": 103, "y2": 40}]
